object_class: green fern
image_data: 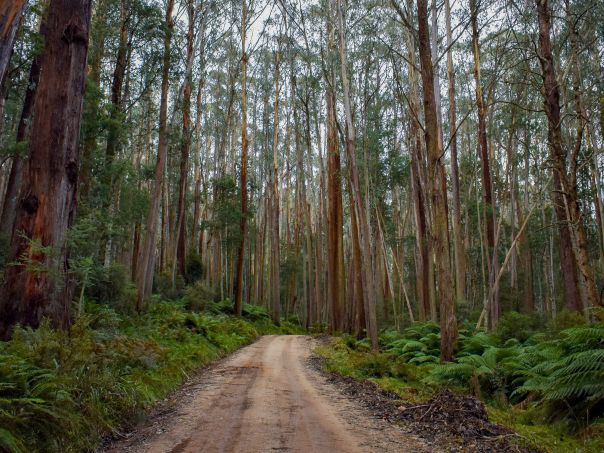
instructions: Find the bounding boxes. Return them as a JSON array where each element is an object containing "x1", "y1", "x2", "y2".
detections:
[{"x1": 512, "y1": 324, "x2": 604, "y2": 425}]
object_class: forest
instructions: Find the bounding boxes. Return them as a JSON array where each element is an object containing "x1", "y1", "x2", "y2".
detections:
[{"x1": 0, "y1": 0, "x2": 604, "y2": 451}]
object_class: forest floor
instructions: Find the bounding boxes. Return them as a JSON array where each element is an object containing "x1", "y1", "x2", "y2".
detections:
[{"x1": 103, "y1": 335, "x2": 432, "y2": 453}]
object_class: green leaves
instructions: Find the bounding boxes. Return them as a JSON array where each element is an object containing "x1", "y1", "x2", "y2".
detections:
[
  {"x1": 378, "y1": 319, "x2": 604, "y2": 428},
  {"x1": 514, "y1": 326, "x2": 604, "y2": 419}
]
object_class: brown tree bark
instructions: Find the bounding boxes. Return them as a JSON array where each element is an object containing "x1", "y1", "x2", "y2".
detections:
[
  {"x1": 416, "y1": 0, "x2": 457, "y2": 361},
  {"x1": 100, "y1": 0, "x2": 130, "y2": 266},
  {"x1": 470, "y1": 0, "x2": 500, "y2": 328},
  {"x1": 135, "y1": 0, "x2": 174, "y2": 310},
  {"x1": 392, "y1": 32, "x2": 431, "y2": 321},
  {"x1": 535, "y1": 0, "x2": 598, "y2": 312},
  {"x1": 234, "y1": 0, "x2": 248, "y2": 317},
  {"x1": 326, "y1": 88, "x2": 345, "y2": 333},
  {"x1": 325, "y1": 3, "x2": 345, "y2": 333},
  {"x1": 444, "y1": 0, "x2": 465, "y2": 303},
  {"x1": 173, "y1": 0, "x2": 195, "y2": 280},
  {"x1": 105, "y1": 0, "x2": 129, "y2": 172},
  {"x1": 270, "y1": 51, "x2": 281, "y2": 324},
  {"x1": 0, "y1": 0, "x2": 92, "y2": 338},
  {"x1": 519, "y1": 132, "x2": 535, "y2": 312},
  {"x1": 336, "y1": 0, "x2": 378, "y2": 350},
  {"x1": 391, "y1": 1, "x2": 434, "y2": 321},
  {"x1": 191, "y1": 82, "x2": 204, "y2": 253},
  {"x1": 79, "y1": 0, "x2": 108, "y2": 199}
]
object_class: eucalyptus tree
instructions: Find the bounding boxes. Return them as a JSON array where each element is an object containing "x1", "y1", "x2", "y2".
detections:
[{"x1": 0, "y1": 0, "x2": 92, "y2": 338}]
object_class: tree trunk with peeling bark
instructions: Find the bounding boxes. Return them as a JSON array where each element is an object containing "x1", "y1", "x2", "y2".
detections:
[
  {"x1": 470, "y1": 0, "x2": 500, "y2": 328},
  {"x1": 444, "y1": 0, "x2": 465, "y2": 303},
  {"x1": 270, "y1": 51, "x2": 281, "y2": 324},
  {"x1": 416, "y1": 0, "x2": 457, "y2": 361},
  {"x1": 136, "y1": 0, "x2": 174, "y2": 310},
  {"x1": 0, "y1": 0, "x2": 92, "y2": 339},
  {"x1": 535, "y1": 0, "x2": 598, "y2": 312},
  {"x1": 336, "y1": 0, "x2": 378, "y2": 350},
  {"x1": 234, "y1": 0, "x2": 248, "y2": 317},
  {"x1": 173, "y1": 0, "x2": 195, "y2": 280},
  {"x1": 326, "y1": 3, "x2": 345, "y2": 333}
]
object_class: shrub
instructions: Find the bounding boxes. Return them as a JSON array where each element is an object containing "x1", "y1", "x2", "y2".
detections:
[
  {"x1": 545, "y1": 309, "x2": 586, "y2": 336},
  {"x1": 154, "y1": 272, "x2": 185, "y2": 300},
  {"x1": 208, "y1": 300, "x2": 270, "y2": 322},
  {"x1": 84, "y1": 263, "x2": 129, "y2": 306},
  {"x1": 184, "y1": 252, "x2": 204, "y2": 284},
  {"x1": 183, "y1": 281, "x2": 216, "y2": 312},
  {"x1": 355, "y1": 352, "x2": 394, "y2": 377},
  {"x1": 495, "y1": 311, "x2": 539, "y2": 343}
]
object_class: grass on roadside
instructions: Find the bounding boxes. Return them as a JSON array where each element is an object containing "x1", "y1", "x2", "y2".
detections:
[
  {"x1": 0, "y1": 298, "x2": 302, "y2": 453},
  {"x1": 315, "y1": 336, "x2": 604, "y2": 453}
]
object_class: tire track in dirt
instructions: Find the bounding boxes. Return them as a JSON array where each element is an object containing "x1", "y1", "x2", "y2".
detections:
[{"x1": 105, "y1": 335, "x2": 430, "y2": 453}]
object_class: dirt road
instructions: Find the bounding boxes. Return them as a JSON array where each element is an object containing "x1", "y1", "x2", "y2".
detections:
[{"x1": 107, "y1": 335, "x2": 429, "y2": 453}]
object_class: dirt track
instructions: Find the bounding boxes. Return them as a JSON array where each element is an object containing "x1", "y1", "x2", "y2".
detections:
[{"x1": 106, "y1": 335, "x2": 430, "y2": 453}]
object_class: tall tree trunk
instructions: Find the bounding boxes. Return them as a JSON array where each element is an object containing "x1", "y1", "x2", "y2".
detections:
[
  {"x1": 191, "y1": 81, "x2": 204, "y2": 253},
  {"x1": 79, "y1": 0, "x2": 108, "y2": 199},
  {"x1": 101, "y1": 0, "x2": 130, "y2": 266},
  {"x1": 270, "y1": 51, "x2": 281, "y2": 324},
  {"x1": 336, "y1": 0, "x2": 378, "y2": 350},
  {"x1": 0, "y1": 0, "x2": 92, "y2": 339},
  {"x1": 234, "y1": 0, "x2": 248, "y2": 316},
  {"x1": 519, "y1": 132, "x2": 535, "y2": 311},
  {"x1": 535, "y1": 0, "x2": 598, "y2": 311},
  {"x1": 470, "y1": 0, "x2": 499, "y2": 328},
  {"x1": 444, "y1": 0, "x2": 465, "y2": 303},
  {"x1": 326, "y1": 3, "x2": 345, "y2": 333},
  {"x1": 416, "y1": 0, "x2": 457, "y2": 361},
  {"x1": 104, "y1": 0, "x2": 129, "y2": 177},
  {"x1": 173, "y1": 0, "x2": 195, "y2": 280},
  {"x1": 391, "y1": 0, "x2": 434, "y2": 320},
  {"x1": 349, "y1": 179, "x2": 366, "y2": 337},
  {"x1": 136, "y1": 0, "x2": 174, "y2": 310},
  {"x1": 326, "y1": 88, "x2": 345, "y2": 333}
]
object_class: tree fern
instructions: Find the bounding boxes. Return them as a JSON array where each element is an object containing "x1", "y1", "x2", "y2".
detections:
[{"x1": 512, "y1": 324, "x2": 604, "y2": 424}]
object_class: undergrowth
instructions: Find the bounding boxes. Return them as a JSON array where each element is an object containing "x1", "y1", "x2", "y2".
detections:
[
  {"x1": 316, "y1": 310, "x2": 604, "y2": 453},
  {"x1": 0, "y1": 298, "x2": 301, "y2": 453}
]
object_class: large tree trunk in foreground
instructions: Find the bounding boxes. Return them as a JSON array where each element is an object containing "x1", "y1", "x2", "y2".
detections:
[
  {"x1": 416, "y1": 0, "x2": 457, "y2": 361},
  {"x1": 136, "y1": 0, "x2": 174, "y2": 310},
  {"x1": 0, "y1": 0, "x2": 92, "y2": 339}
]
